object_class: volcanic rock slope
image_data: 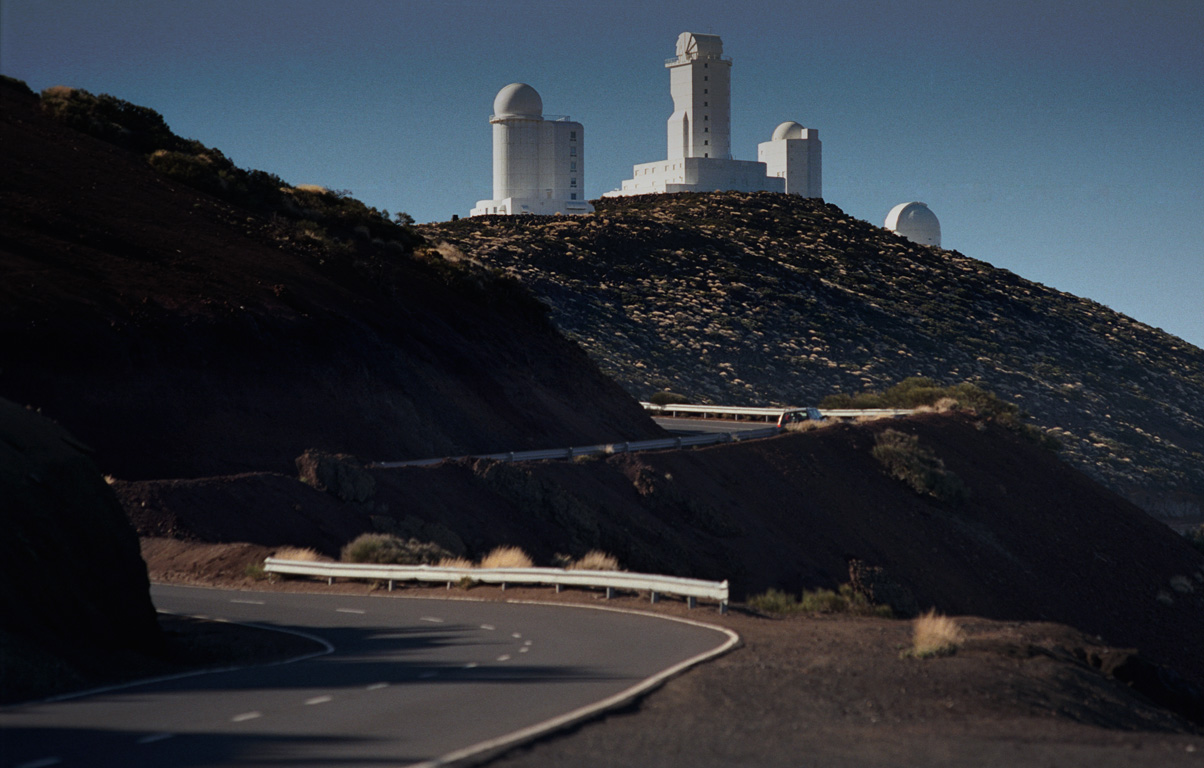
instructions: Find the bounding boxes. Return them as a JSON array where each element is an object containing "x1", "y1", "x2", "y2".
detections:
[
  {"x1": 0, "y1": 80, "x2": 660, "y2": 480},
  {"x1": 423, "y1": 193, "x2": 1204, "y2": 518}
]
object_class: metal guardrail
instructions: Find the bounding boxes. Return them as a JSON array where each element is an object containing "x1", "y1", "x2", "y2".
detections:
[
  {"x1": 263, "y1": 559, "x2": 729, "y2": 611},
  {"x1": 641, "y1": 402, "x2": 914, "y2": 420},
  {"x1": 373, "y1": 426, "x2": 781, "y2": 469}
]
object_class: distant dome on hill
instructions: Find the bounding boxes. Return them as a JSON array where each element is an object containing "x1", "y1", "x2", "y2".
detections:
[{"x1": 885, "y1": 202, "x2": 941, "y2": 247}]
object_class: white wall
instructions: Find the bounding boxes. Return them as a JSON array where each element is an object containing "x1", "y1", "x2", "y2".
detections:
[{"x1": 758, "y1": 129, "x2": 822, "y2": 198}]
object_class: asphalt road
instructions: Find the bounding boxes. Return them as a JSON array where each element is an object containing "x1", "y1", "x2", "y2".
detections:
[
  {"x1": 653, "y1": 416, "x2": 779, "y2": 434},
  {"x1": 2, "y1": 585, "x2": 734, "y2": 768}
]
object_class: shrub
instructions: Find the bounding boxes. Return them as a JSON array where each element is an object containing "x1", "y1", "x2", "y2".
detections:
[
  {"x1": 908, "y1": 610, "x2": 965, "y2": 658},
  {"x1": 747, "y1": 585, "x2": 892, "y2": 617},
  {"x1": 747, "y1": 588, "x2": 800, "y2": 614},
  {"x1": 649, "y1": 390, "x2": 691, "y2": 406},
  {"x1": 478, "y1": 545, "x2": 534, "y2": 569},
  {"x1": 340, "y1": 534, "x2": 451, "y2": 565},
  {"x1": 872, "y1": 429, "x2": 969, "y2": 504},
  {"x1": 567, "y1": 550, "x2": 621, "y2": 571}
]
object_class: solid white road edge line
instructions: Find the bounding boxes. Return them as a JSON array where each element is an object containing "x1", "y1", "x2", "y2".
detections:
[{"x1": 403, "y1": 602, "x2": 741, "y2": 768}]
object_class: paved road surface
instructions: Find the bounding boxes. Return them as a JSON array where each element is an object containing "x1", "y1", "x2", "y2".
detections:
[
  {"x1": 2, "y1": 585, "x2": 734, "y2": 768},
  {"x1": 654, "y1": 416, "x2": 778, "y2": 434}
]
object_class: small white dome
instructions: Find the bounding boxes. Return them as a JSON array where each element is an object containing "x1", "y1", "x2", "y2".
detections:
[
  {"x1": 772, "y1": 121, "x2": 805, "y2": 141},
  {"x1": 885, "y1": 202, "x2": 941, "y2": 247},
  {"x1": 493, "y1": 83, "x2": 542, "y2": 119}
]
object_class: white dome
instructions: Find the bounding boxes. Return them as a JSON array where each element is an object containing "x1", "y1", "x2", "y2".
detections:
[
  {"x1": 771, "y1": 121, "x2": 805, "y2": 141},
  {"x1": 884, "y1": 202, "x2": 941, "y2": 247},
  {"x1": 493, "y1": 83, "x2": 543, "y2": 119}
]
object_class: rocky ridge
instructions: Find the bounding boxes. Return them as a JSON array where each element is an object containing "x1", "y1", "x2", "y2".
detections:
[{"x1": 422, "y1": 193, "x2": 1204, "y2": 519}]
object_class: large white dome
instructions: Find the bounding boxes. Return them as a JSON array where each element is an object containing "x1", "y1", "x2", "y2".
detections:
[
  {"x1": 884, "y1": 202, "x2": 941, "y2": 247},
  {"x1": 493, "y1": 83, "x2": 543, "y2": 119},
  {"x1": 771, "y1": 121, "x2": 805, "y2": 141}
]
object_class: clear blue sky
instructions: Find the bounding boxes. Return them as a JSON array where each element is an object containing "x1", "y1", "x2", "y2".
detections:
[{"x1": 4, "y1": 0, "x2": 1202, "y2": 349}]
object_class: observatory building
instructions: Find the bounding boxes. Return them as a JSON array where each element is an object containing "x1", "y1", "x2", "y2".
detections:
[
  {"x1": 884, "y1": 202, "x2": 941, "y2": 247},
  {"x1": 607, "y1": 32, "x2": 821, "y2": 199},
  {"x1": 470, "y1": 83, "x2": 593, "y2": 217},
  {"x1": 758, "y1": 122, "x2": 822, "y2": 198}
]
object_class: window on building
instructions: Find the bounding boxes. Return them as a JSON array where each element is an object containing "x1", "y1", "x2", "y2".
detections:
[
  {"x1": 704, "y1": 101, "x2": 708, "y2": 106},
  {"x1": 571, "y1": 193, "x2": 577, "y2": 200},
  {"x1": 704, "y1": 114, "x2": 708, "y2": 120},
  {"x1": 704, "y1": 140, "x2": 709, "y2": 145},
  {"x1": 570, "y1": 177, "x2": 577, "y2": 187},
  {"x1": 570, "y1": 146, "x2": 577, "y2": 156},
  {"x1": 570, "y1": 161, "x2": 576, "y2": 171},
  {"x1": 570, "y1": 131, "x2": 576, "y2": 140},
  {"x1": 704, "y1": 127, "x2": 709, "y2": 132},
  {"x1": 704, "y1": 88, "x2": 708, "y2": 94},
  {"x1": 704, "y1": 76, "x2": 708, "y2": 81}
]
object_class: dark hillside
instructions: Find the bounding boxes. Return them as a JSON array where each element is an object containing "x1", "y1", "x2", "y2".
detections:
[
  {"x1": 423, "y1": 193, "x2": 1204, "y2": 522},
  {"x1": 0, "y1": 80, "x2": 661, "y2": 480},
  {"x1": 126, "y1": 413, "x2": 1204, "y2": 687}
]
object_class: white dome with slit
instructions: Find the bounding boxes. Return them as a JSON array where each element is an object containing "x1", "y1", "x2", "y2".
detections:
[
  {"x1": 493, "y1": 83, "x2": 543, "y2": 119},
  {"x1": 885, "y1": 202, "x2": 941, "y2": 247}
]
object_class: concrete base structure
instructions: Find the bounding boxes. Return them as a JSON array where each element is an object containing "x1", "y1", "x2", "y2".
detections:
[
  {"x1": 609, "y1": 157, "x2": 785, "y2": 196},
  {"x1": 470, "y1": 195, "x2": 592, "y2": 216}
]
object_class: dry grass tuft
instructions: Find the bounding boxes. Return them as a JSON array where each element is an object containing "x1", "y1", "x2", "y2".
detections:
[
  {"x1": 437, "y1": 556, "x2": 475, "y2": 569},
  {"x1": 567, "y1": 550, "x2": 621, "y2": 571},
  {"x1": 273, "y1": 546, "x2": 329, "y2": 562},
  {"x1": 909, "y1": 609, "x2": 965, "y2": 658},
  {"x1": 478, "y1": 545, "x2": 534, "y2": 569}
]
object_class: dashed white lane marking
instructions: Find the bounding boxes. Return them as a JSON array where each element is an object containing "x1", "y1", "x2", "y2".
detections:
[
  {"x1": 496, "y1": 654, "x2": 511, "y2": 662},
  {"x1": 519, "y1": 647, "x2": 530, "y2": 654},
  {"x1": 511, "y1": 632, "x2": 522, "y2": 639},
  {"x1": 230, "y1": 599, "x2": 265, "y2": 605},
  {"x1": 137, "y1": 733, "x2": 175, "y2": 744},
  {"x1": 366, "y1": 682, "x2": 389, "y2": 690},
  {"x1": 463, "y1": 662, "x2": 479, "y2": 669},
  {"x1": 16, "y1": 758, "x2": 62, "y2": 768},
  {"x1": 231, "y1": 711, "x2": 262, "y2": 722},
  {"x1": 419, "y1": 616, "x2": 444, "y2": 623},
  {"x1": 336, "y1": 608, "x2": 365, "y2": 615},
  {"x1": 480, "y1": 624, "x2": 496, "y2": 630},
  {"x1": 524, "y1": 640, "x2": 533, "y2": 646},
  {"x1": 305, "y1": 696, "x2": 333, "y2": 705},
  {"x1": 418, "y1": 671, "x2": 438, "y2": 679}
]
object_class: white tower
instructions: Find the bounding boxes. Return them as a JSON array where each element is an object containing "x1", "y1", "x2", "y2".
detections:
[
  {"x1": 758, "y1": 121, "x2": 822, "y2": 198},
  {"x1": 471, "y1": 83, "x2": 592, "y2": 216},
  {"x1": 667, "y1": 32, "x2": 730, "y2": 161},
  {"x1": 608, "y1": 33, "x2": 784, "y2": 197},
  {"x1": 885, "y1": 202, "x2": 941, "y2": 247}
]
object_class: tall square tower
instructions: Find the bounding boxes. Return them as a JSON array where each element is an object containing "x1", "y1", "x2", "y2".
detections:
[{"x1": 666, "y1": 33, "x2": 731, "y2": 161}]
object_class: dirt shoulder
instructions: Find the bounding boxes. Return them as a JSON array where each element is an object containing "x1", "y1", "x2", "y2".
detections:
[{"x1": 135, "y1": 539, "x2": 1203, "y2": 767}]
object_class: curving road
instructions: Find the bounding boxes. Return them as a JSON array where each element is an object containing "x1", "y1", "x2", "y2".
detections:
[{"x1": 2, "y1": 584, "x2": 736, "y2": 768}]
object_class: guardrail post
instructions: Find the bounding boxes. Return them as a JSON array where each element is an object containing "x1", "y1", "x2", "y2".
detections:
[
  {"x1": 388, "y1": 579, "x2": 394, "y2": 592},
  {"x1": 650, "y1": 591, "x2": 660, "y2": 604},
  {"x1": 328, "y1": 577, "x2": 334, "y2": 585},
  {"x1": 605, "y1": 587, "x2": 614, "y2": 600},
  {"x1": 555, "y1": 584, "x2": 563, "y2": 593},
  {"x1": 687, "y1": 596, "x2": 697, "y2": 609},
  {"x1": 720, "y1": 600, "x2": 728, "y2": 615}
]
